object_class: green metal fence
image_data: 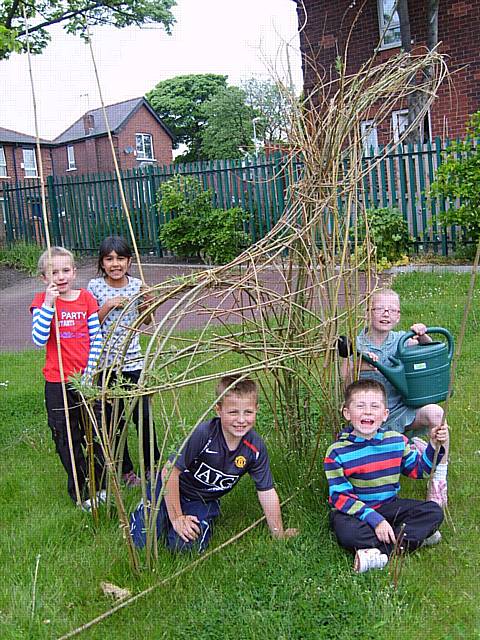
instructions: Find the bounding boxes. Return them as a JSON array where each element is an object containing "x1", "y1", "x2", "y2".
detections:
[{"x1": 0, "y1": 138, "x2": 471, "y2": 256}]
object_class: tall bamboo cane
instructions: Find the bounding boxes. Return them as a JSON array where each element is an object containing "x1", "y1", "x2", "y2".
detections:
[{"x1": 23, "y1": 2, "x2": 83, "y2": 507}]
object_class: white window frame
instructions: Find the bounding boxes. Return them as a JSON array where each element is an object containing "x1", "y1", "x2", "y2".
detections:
[
  {"x1": 67, "y1": 145, "x2": 76, "y2": 171},
  {"x1": 377, "y1": 0, "x2": 401, "y2": 49},
  {"x1": 392, "y1": 109, "x2": 409, "y2": 144},
  {"x1": 392, "y1": 109, "x2": 432, "y2": 145},
  {"x1": 360, "y1": 120, "x2": 379, "y2": 155},
  {"x1": 0, "y1": 146, "x2": 7, "y2": 177},
  {"x1": 22, "y1": 148, "x2": 38, "y2": 178},
  {"x1": 135, "y1": 133, "x2": 154, "y2": 161}
]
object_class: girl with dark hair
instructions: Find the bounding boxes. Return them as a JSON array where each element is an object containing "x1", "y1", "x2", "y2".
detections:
[{"x1": 88, "y1": 236, "x2": 159, "y2": 486}]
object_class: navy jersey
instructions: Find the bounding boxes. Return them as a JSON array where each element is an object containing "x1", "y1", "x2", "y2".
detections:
[{"x1": 170, "y1": 417, "x2": 274, "y2": 501}]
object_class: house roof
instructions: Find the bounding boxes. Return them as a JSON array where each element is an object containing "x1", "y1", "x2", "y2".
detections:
[
  {"x1": 0, "y1": 126, "x2": 52, "y2": 145},
  {"x1": 53, "y1": 97, "x2": 174, "y2": 144}
]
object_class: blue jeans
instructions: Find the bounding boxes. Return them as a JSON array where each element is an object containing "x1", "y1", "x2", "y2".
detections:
[{"x1": 129, "y1": 478, "x2": 220, "y2": 553}]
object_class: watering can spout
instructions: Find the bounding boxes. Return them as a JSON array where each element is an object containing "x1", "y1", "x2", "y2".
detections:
[{"x1": 361, "y1": 354, "x2": 409, "y2": 397}]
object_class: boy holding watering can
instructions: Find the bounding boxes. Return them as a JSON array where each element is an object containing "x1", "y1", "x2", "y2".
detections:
[{"x1": 341, "y1": 288, "x2": 449, "y2": 508}]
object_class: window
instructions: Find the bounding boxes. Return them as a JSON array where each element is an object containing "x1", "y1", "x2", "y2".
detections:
[
  {"x1": 22, "y1": 148, "x2": 38, "y2": 177},
  {"x1": 392, "y1": 109, "x2": 432, "y2": 144},
  {"x1": 378, "y1": 0, "x2": 401, "y2": 48},
  {"x1": 0, "y1": 146, "x2": 7, "y2": 177},
  {"x1": 67, "y1": 145, "x2": 76, "y2": 170},
  {"x1": 361, "y1": 120, "x2": 379, "y2": 155},
  {"x1": 392, "y1": 110, "x2": 409, "y2": 143},
  {"x1": 135, "y1": 133, "x2": 154, "y2": 160}
]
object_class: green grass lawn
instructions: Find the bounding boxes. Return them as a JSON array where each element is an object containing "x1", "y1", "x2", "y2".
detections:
[{"x1": 1, "y1": 273, "x2": 479, "y2": 639}]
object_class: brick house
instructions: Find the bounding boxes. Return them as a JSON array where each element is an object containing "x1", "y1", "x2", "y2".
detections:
[
  {"x1": 0, "y1": 128, "x2": 55, "y2": 237},
  {"x1": 51, "y1": 97, "x2": 174, "y2": 175},
  {"x1": 0, "y1": 97, "x2": 173, "y2": 183},
  {"x1": 293, "y1": 0, "x2": 480, "y2": 149},
  {"x1": 0, "y1": 127, "x2": 53, "y2": 182},
  {"x1": 0, "y1": 98, "x2": 173, "y2": 242}
]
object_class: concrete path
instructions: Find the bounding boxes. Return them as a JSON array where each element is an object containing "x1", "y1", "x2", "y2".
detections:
[
  {"x1": 0, "y1": 261, "x2": 206, "y2": 352},
  {"x1": 1, "y1": 259, "x2": 468, "y2": 352},
  {"x1": 0, "y1": 260, "x2": 286, "y2": 352}
]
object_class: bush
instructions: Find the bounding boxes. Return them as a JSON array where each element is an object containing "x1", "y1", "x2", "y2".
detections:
[
  {"x1": 200, "y1": 207, "x2": 249, "y2": 265},
  {"x1": 357, "y1": 207, "x2": 410, "y2": 269},
  {"x1": 158, "y1": 211, "x2": 204, "y2": 258},
  {"x1": 158, "y1": 175, "x2": 249, "y2": 264},
  {"x1": 430, "y1": 111, "x2": 480, "y2": 247},
  {"x1": 0, "y1": 241, "x2": 43, "y2": 274}
]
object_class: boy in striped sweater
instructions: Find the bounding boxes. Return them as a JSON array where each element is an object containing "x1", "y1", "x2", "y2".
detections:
[
  {"x1": 324, "y1": 379, "x2": 447, "y2": 573},
  {"x1": 31, "y1": 247, "x2": 105, "y2": 509}
]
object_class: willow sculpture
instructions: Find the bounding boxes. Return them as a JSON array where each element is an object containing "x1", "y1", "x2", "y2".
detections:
[{"x1": 75, "y1": 47, "x2": 448, "y2": 571}]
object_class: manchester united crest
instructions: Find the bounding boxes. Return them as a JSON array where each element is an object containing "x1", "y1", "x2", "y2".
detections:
[{"x1": 234, "y1": 455, "x2": 246, "y2": 469}]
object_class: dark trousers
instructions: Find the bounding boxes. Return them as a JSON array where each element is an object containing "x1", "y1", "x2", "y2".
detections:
[
  {"x1": 45, "y1": 382, "x2": 105, "y2": 502},
  {"x1": 129, "y1": 478, "x2": 220, "y2": 553},
  {"x1": 105, "y1": 370, "x2": 160, "y2": 475},
  {"x1": 330, "y1": 498, "x2": 444, "y2": 556}
]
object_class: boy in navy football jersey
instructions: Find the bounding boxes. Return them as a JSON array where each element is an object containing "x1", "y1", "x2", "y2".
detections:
[{"x1": 130, "y1": 376, "x2": 298, "y2": 552}]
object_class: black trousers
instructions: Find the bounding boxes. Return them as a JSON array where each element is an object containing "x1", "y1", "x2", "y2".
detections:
[
  {"x1": 45, "y1": 382, "x2": 105, "y2": 502},
  {"x1": 104, "y1": 370, "x2": 160, "y2": 475},
  {"x1": 330, "y1": 498, "x2": 444, "y2": 556}
]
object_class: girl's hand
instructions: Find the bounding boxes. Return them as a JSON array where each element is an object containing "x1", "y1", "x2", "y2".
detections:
[
  {"x1": 109, "y1": 296, "x2": 128, "y2": 310},
  {"x1": 44, "y1": 282, "x2": 59, "y2": 307},
  {"x1": 411, "y1": 323, "x2": 427, "y2": 336},
  {"x1": 430, "y1": 423, "x2": 449, "y2": 447},
  {"x1": 140, "y1": 285, "x2": 154, "y2": 304},
  {"x1": 360, "y1": 351, "x2": 378, "y2": 371}
]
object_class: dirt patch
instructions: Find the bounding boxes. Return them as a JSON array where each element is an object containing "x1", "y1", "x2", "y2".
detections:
[{"x1": 0, "y1": 265, "x2": 30, "y2": 291}]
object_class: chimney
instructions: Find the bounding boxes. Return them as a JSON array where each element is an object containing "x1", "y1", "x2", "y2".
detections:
[{"x1": 83, "y1": 113, "x2": 95, "y2": 135}]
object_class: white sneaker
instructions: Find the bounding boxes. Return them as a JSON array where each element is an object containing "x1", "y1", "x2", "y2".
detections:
[
  {"x1": 354, "y1": 548, "x2": 389, "y2": 574},
  {"x1": 82, "y1": 489, "x2": 107, "y2": 512},
  {"x1": 422, "y1": 530, "x2": 442, "y2": 546}
]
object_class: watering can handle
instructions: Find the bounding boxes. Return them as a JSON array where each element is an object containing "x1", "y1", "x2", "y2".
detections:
[{"x1": 397, "y1": 327, "x2": 454, "y2": 360}]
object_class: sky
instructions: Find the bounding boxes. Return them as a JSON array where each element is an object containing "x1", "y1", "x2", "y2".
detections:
[{"x1": 0, "y1": 0, "x2": 303, "y2": 140}]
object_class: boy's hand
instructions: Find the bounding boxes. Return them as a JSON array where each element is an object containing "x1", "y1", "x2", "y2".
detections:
[
  {"x1": 171, "y1": 514, "x2": 201, "y2": 543},
  {"x1": 272, "y1": 527, "x2": 299, "y2": 539},
  {"x1": 374, "y1": 520, "x2": 396, "y2": 544},
  {"x1": 44, "y1": 282, "x2": 59, "y2": 307},
  {"x1": 430, "y1": 422, "x2": 449, "y2": 447}
]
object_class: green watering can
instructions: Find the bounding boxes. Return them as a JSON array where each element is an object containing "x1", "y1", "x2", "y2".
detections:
[{"x1": 362, "y1": 327, "x2": 454, "y2": 408}]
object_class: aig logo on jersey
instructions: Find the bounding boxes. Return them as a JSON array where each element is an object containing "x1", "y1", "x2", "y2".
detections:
[
  {"x1": 194, "y1": 462, "x2": 239, "y2": 491},
  {"x1": 234, "y1": 455, "x2": 246, "y2": 469}
]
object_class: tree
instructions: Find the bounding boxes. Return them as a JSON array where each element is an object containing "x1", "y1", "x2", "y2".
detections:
[
  {"x1": 200, "y1": 86, "x2": 257, "y2": 160},
  {"x1": 396, "y1": 0, "x2": 440, "y2": 143},
  {"x1": 147, "y1": 74, "x2": 228, "y2": 162},
  {"x1": 430, "y1": 112, "x2": 480, "y2": 248},
  {"x1": 0, "y1": 0, "x2": 176, "y2": 60},
  {"x1": 242, "y1": 77, "x2": 293, "y2": 145}
]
